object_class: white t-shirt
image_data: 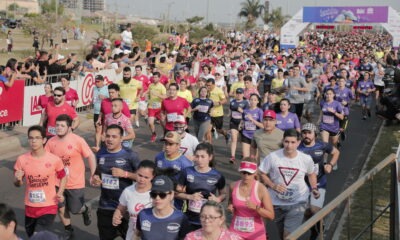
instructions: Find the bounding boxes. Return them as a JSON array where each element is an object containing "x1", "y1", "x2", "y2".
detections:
[
  {"x1": 373, "y1": 67, "x2": 385, "y2": 86},
  {"x1": 180, "y1": 133, "x2": 199, "y2": 158},
  {"x1": 215, "y1": 66, "x2": 226, "y2": 76},
  {"x1": 118, "y1": 183, "x2": 152, "y2": 240},
  {"x1": 215, "y1": 78, "x2": 226, "y2": 89},
  {"x1": 121, "y1": 30, "x2": 133, "y2": 46},
  {"x1": 259, "y1": 149, "x2": 314, "y2": 206}
]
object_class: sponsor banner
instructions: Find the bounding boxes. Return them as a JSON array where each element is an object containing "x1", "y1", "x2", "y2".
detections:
[
  {"x1": 22, "y1": 82, "x2": 61, "y2": 127},
  {"x1": 303, "y1": 6, "x2": 388, "y2": 23},
  {"x1": 0, "y1": 80, "x2": 24, "y2": 124},
  {"x1": 281, "y1": 8, "x2": 309, "y2": 49}
]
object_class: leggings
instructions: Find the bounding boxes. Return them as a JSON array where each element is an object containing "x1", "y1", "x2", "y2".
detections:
[{"x1": 193, "y1": 119, "x2": 210, "y2": 142}]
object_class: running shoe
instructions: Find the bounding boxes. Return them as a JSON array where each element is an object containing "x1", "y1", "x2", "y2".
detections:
[
  {"x1": 64, "y1": 227, "x2": 74, "y2": 240},
  {"x1": 362, "y1": 115, "x2": 367, "y2": 120},
  {"x1": 229, "y1": 156, "x2": 235, "y2": 164},
  {"x1": 341, "y1": 132, "x2": 346, "y2": 141},
  {"x1": 135, "y1": 120, "x2": 140, "y2": 128},
  {"x1": 82, "y1": 204, "x2": 92, "y2": 226},
  {"x1": 213, "y1": 128, "x2": 219, "y2": 139},
  {"x1": 150, "y1": 133, "x2": 157, "y2": 142}
]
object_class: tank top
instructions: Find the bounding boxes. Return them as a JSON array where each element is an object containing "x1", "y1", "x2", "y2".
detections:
[{"x1": 229, "y1": 180, "x2": 267, "y2": 240}]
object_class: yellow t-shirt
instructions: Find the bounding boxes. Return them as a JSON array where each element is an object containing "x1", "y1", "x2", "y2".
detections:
[
  {"x1": 271, "y1": 78, "x2": 285, "y2": 101},
  {"x1": 117, "y1": 79, "x2": 142, "y2": 110},
  {"x1": 148, "y1": 83, "x2": 166, "y2": 109},
  {"x1": 230, "y1": 81, "x2": 245, "y2": 96},
  {"x1": 209, "y1": 87, "x2": 225, "y2": 117},
  {"x1": 177, "y1": 89, "x2": 193, "y2": 103}
]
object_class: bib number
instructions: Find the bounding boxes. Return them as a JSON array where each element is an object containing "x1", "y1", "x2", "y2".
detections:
[
  {"x1": 322, "y1": 115, "x2": 334, "y2": 124},
  {"x1": 48, "y1": 127, "x2": 56, "y2": 135},
  {"x1": 244, "y1": 121, "x2": 256, "y2": 130},
  {"x1": 276, "y1": 188, "x2": 295, "y2": 201},
  {"x1": 232, "y1": 111, "x2": 242, "y2": 119},
  {"x1": 233, "y1": 216, "x2": 255, "y2": 232},
  {"x1": 29, "y1": 190, "x2": 46, "y2": 203},
  {"x1": 197, "y1": 105, "x2": 209, "y2": 113},
  {"x1": 188, "y1": 199, "x2": 207, "y2": 213},
  {"x1": 101, "y1": 173, "x2": 119, "y2": 190},
  {"x1": 166, "y1": 113, "x2": 177, "y2": 122},
  {"x1": 151, "y1": 102, "x2": 161, "y2": 109}
]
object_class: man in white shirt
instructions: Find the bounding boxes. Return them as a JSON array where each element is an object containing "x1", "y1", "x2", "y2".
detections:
[
  {"x1": 120, "y1": 23, "x2": 133, "y2": 50},
  {"x1": 174, "y1": 116, "x2": 199, "y2": 161}
]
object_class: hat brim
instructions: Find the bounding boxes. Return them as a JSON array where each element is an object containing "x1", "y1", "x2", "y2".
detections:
[{"x1": 238, "y1": 168, "x2": 257, "y2": 174}]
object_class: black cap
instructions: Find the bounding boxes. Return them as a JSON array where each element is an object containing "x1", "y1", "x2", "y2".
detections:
[
  {"x1": 236, "y1": 88, "x2": 244, "y2": 94},
  {"x1": 151, "y1": 175, "x2": 174, "y2": 192},
  {"x1": 95, "y1": 75, "x2": 104, "y2": 81}
]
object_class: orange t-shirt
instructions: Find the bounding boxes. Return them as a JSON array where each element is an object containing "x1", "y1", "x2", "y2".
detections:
[
  {"x1": 45, "y1": 133, "x2": 92, "y2": 189},
  {"x1": 14, "y1": 152, "x2": 64, "y2": 208}
]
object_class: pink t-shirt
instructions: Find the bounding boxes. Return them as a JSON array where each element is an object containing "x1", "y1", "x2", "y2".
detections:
[
  {"x1": 65, "y1": 88, "x2": 79, "y2": 106},
  {"x1": 134, "y1": 74, "x2": 151, "y2": 100},
  {"x1": 100, "y1": 98, "x2": 131, "y2": 118},
  {"x1": 161, "y1": 97, "x2": 190, "y2": 131},
  {"x1": 185, "y1": 228, "x2": 243, "y2": 240},
  {"x1": 104, "y1": 113, "x2": 133, "y2": 135},
  {"x1": 45, "y1": 102, "x2": 78, "y2": 136}
]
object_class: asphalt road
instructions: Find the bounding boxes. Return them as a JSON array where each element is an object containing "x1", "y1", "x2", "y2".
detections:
[{"x1": 0, "y1": 102, "x2": 382, "y2": 240}]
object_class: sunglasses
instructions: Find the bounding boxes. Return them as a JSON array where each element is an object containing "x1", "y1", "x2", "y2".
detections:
[
  {"x1": 53, "y1": 94, "x2": 63, "y2": 97},
  {"x1": 150, "y1": 191, "x2": 170, "y2": 199},
  {"x1": 240, "y1": 171, "x2": 253, "y2": 175}
]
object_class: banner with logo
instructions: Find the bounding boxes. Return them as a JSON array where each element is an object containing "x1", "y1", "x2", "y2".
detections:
[
  {"x1": 0, "y1": 80, "x2": 24, "y2": 124},
  {"x1": 303, "y1": 6, "x2": 388, "y2": 23}
]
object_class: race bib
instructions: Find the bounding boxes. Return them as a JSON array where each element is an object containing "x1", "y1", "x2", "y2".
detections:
[
  {"x1": 233, "y1": 216, "x2": 255, "y2": 232},
  {"x1": 232, "y1": 111, "x2": 242, "y2": 119},
  {"x1": 197, "y1": 105, "x2": 209, "y2": 113},
  {"x1": 276, "y1": 188, "x2": 295, "y2": 201},
  {"x1": 313, "y1": 163, "x2": 319, "y2": 175},
  {"x1": 244, "y1": 121, "x2": 256, "y2": 130},
  {"x1": 48, "y1": 127, "x2": 56, "y2": 135},
  {"x1": 290, "y1": 90, "x2": 298, "y2": 96},
  {"x1": 151, "y1": 102, "x2": 161, "y2": 109},
  {"x1": 322, "y1": 115, "x2": 334, "y2": 124},
  {"x1": 29, "y1": 190, "x2": 46, "y2": 203},
  {"x1": 166, "y1": 113, "x2": 177, "y2": 122},
  {"x1": 188, "y1": 199, "x2": 207, "y2": 213},
  {"x1": 101, "y1": 173, "x2": 119, "y2": 190}
]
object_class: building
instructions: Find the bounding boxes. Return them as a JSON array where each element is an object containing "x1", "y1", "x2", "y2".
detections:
[
  {"x1": 0, "y1": 0, "x2": 40, "y2": 15},
  {"x1": 61, "y1": 0, "x2": 104, "y2": 12}
]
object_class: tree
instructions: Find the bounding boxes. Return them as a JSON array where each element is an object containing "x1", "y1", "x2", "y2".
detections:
[
  {"x1": 263, "y1": 7, "x2": 290, "y2": 31},
  {"x1": 41, "y1": 0, "x2": 64, "y2": 15},
  {"x1": 8, "y1": 3, "x2": 20, "y2": 11},
  {"x1": 238, "y1": 0, "x2": 264, "y2": 29},
  {"x1": 186, "y1": 16, "x2": 204, "y2": 25}
]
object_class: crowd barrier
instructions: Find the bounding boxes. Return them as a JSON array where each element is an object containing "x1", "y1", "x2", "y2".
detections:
[{"x1": 0, "y1": 68, "x2": 125, "y2": 127}]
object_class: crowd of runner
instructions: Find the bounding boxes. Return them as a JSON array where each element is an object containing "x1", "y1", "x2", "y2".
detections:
[{"x1": 1, "y1": 26, "x2": 399, "y2": 240}]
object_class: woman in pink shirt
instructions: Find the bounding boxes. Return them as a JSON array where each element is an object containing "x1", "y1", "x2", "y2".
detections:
[{"x1": 38, "y1": 83, "x2": 53, "y2": 110}]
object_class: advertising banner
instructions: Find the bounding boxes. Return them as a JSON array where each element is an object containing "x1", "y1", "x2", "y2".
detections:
[
  {"x1": 303, "y1": 6, "x2": 388, "y2": 23},
  {"x1": 0, "y1": 80, "x2": 24, "y2": 124}
]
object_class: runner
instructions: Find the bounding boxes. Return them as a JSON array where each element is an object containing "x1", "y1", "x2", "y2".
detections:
[
  {"x1": 117, "y1": 66, "x2": 143, "y2": 127},
  {"x1": 303, "y1": 74, "x2": 320, "y2": 122},
  {"x1": 39, "y1": 86, "x2": 79, "y2": 138},
  {"x1": 14, "y1": 125, "x2": 66, "y2": 237},
  {"x1": 191, "y1": 86, "x2": 214, "y2": 142},
  {"x1": 147, "y1": 72, "x2": 167, "y2": 142},
  {"x1": 135, "y1": 175, "x2": 190, "y2": 240},
  {"x1": 286, "y1": 65, "x2": 308, "y2": 119},
  {"x1": 173, "y1": 116, "x2": 199, "y2": 161},
  {"x1": 176, "y1": 143, "x2": 226, "y2": 232},
  {"x1": 276, "y1": 98, "x2": 301, "y2": 132},
  {"x1": 60, "y1": 76, "x2": 79, "y2": 108},
  {"x1": 0, "y1": 203, "x2": 24, "y2": 240},
  {"x1": 259, "y1": 129, "x2": 319, "y2": 239},
  {"x1": 133, "y1": 65, "x2": 151, "y2": 127},
  {"x1": 112, "y1": 160, "x2": 155, "y2": 240},
  {"x1": 91, "y1": 124, "x2": 140, "y2": 240},
  {"x1": 45, "y1": 114, "x2": 96, "y2": 239},
  {"x1": 334, "y1": 77, "x2": 355, "y2": 142},
  {"x1": 228, "y1": 158, "x2": 274, "y2": 240},
  {"x1": 298, "y1": 123, "x2": 339, "y2": 240},
  {"x1": 357, "y1": 72, "x2": 376, "y2": 120},
  {"x1": 206, "y1": 78, "x2": 229, "y2": 142},
  {"x1": 93, "y1": 75, "x2": 109, "y2": 128}
]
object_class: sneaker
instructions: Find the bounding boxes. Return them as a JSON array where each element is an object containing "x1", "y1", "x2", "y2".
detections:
[
  {"x1": 213, "y1": 128, "x2": 219, "y2": 139},
  {"x1": 333, "y1": 163, "x2": 338, "y2": 171},
  {"x1": 229, "y1": 156, "x2": 235, "y2": 164},
  {"x1": 64, "y1": 228, "x2": 74, "y2": 240},
  {"x1": 225, "y1": 132, "x2": 231, "y2": 144},
  {"x1": 82, "y1": 204, "x2": 92, "y2": 226},
  {"x1": 362, "y1": 116, "x2": 367, "y2": 120},
  {"x1": 135, "y1": 120, "x2": 140, "y2": 128},
  {"x1": 150, "y1": 133, "x2": 156, "y2": 142}
]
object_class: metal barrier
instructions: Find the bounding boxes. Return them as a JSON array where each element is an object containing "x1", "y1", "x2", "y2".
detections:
[{"x1": 286, "y1": 153, "x2": 399, "y2": 240}]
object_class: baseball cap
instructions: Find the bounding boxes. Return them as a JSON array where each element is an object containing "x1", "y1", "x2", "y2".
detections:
[
  {"x1": 238, "y1": 161, "x2": 257, "y2": 174},
  {"x1": 95, "y1": 75, "x2": 104, "y2": 81},
  {"x1": 263, "y1": 110, "x2": 276, "y2": 119},
  {"x1": 114, "y1": 40, "x2": 121, "y2": 47},
  {"x1": 301, "y1": 123, "x2": 318, "y2": 133},
  {"x1": 161, "y1": 131, "x2": 181, "y2": 144},
  {"x1": 151, "y1": 175, "x2": 174, "y2": 192},
  {"x1": 236, "y1": 88, "x2": 244, "y2": 94}
]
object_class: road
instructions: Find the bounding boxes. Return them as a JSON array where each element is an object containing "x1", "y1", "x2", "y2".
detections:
[{"x1": 0, "y1": 102, "x2": 382, "y2": 239}]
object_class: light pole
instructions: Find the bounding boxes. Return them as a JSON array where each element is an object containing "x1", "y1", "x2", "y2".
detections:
[{"x1": 167, "y1": 2, "x2": 174, "y2": 33}]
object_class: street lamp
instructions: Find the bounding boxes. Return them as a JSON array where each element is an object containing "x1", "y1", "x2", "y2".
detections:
[{"x1": 167, "y1": 2, "x2": 174, "y2": 33}]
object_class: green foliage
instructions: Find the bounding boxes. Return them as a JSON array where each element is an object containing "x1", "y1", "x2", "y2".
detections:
[
  {"x1": 94, "y1": 20, "x2": 117, "y2": 40},
  {"x1": 8, "y1": 3, "x2": 20, "y2": 11},
  {"x1": 131, "y1": 23, "x2": 160, "y2": 48},
  {"x1": 41, "y1": 0, "x2": 64, "y2": 15},
  {"x1": 238, "y1": 0, "x2": 264, "y2": 29},
  {"x1": 186, "y1": 16, "x2": 204, "y2": 25},
  {"x1": 189, "y1": 26, "x2": 224, "y2": 43},
  {"x1": 263, "y1": 7, "x2": 290, "y2": 31}
]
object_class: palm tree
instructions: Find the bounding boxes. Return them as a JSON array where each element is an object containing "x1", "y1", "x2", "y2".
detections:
[
  {"x1": 238, "y1": 0, "x2": 265, "y2": 29},
  {"x1": 263, "y1": 7, "x2": 291, "y2": 31}
]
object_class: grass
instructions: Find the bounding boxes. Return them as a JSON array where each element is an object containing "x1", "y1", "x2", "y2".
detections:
[{"x1": 340, "y1": 123, "x2": 400, "y2": 239}]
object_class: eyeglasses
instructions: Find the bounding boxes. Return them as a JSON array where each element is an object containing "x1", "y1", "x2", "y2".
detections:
[
  {"x1": 240, "y1": 171, "x2": 253, "y2": 175},
  {"x1": 28, "y1": 136, "x2": 43, "y2": 141},
  {"x1": 53, "y1": 94, "x2": 63, "y2": 97},
  {"x1": 199, "y1": 215, "x2": 221, "y2": 221},
  {"x1": 150, "y1": 191, "x2": 170, "y2": 199}
]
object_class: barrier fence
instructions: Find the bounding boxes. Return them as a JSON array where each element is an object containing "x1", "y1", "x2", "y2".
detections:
[{"x1": 0, "y1": 68, "x2": 123, "y2": 128}]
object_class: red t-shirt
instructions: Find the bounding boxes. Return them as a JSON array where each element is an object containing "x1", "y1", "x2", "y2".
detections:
[
  {"x1": 161, "y1": 96, "x2": 190, "y2": 131},
  {"x1": 100, "y1": 98, "x2": 131, "y2": 118},
  {"x1": 38, "y1": 95, "x2": 53, "y2": 109},
  {"x1": 65, "y1": 88, "x2": 79, "y2": 106},
  {"x1": 134, "y1": 74, "x2": 151, "y2": 100},
  {"x1": 45, "y1": 102, "x2": 78, "y2": 136}
]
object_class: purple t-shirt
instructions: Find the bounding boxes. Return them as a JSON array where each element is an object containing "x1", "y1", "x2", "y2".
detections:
[
  {"x1": 276, "y1": 112, "x2": 300, "y2": 131},
  {"x1": 335, "y1": 87, "x2": 354, "y2": 116},
  {"x1": 357, "y1": 80, "x2": 375, "y2": 97},
  {"x1": 242, "y1": 107, "x2": 263, "y2": 139},
  {"x1": 319, "y1": 100, "x2": 343, "y2": 133}
]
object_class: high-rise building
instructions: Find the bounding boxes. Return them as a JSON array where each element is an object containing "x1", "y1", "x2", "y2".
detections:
[{"x1": 60, "y1": 0, "x2": 104, "y2": 12}]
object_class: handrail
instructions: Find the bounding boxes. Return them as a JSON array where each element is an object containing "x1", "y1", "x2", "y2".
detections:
[{"x1": 286, "y1": 153, "x2": 397, "y2": 240}]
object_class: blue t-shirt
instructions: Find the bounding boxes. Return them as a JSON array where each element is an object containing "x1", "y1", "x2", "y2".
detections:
[
  {"x1": 242, "y1": 107, "x2": 263, "y2": 139},
  {"x1": 357, "y1": 80, "x2": 375, "y2": 97},
  {"x1": 319, "y1": 100, "x2": 343, "y2": 133},
  {"x1": 229, "y1": 99, "x2": 249, "y2": 124},
  {"x1": 335, "y1": 87, "x2": 355, "y2": 116},
  {"x1": 93, "y1": 86, "x2": 109, "y2": 114},
  {"x1": 298, "y1": 140, "x2": 334, "y2": 188},
  {"x1": 96, "y1": 147, "x2": 140, "y2": 210},
  {"x1": 276, "y1": 112, "x2": 301, "y2": 131},
  {"x1": 191, "y1": 98, "x2": 213, "y2": 122},
  {"x1": 177, "y1": 166, "x2": 225, "y2": 225},
  {"x1": 136, "y1": 208, "x2": 189, "y2": 240}
]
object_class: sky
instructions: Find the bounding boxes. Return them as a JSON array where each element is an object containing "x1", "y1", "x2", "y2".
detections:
[{"x1": 105, "y1": 0, "x2": 400, "y2": 24}]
